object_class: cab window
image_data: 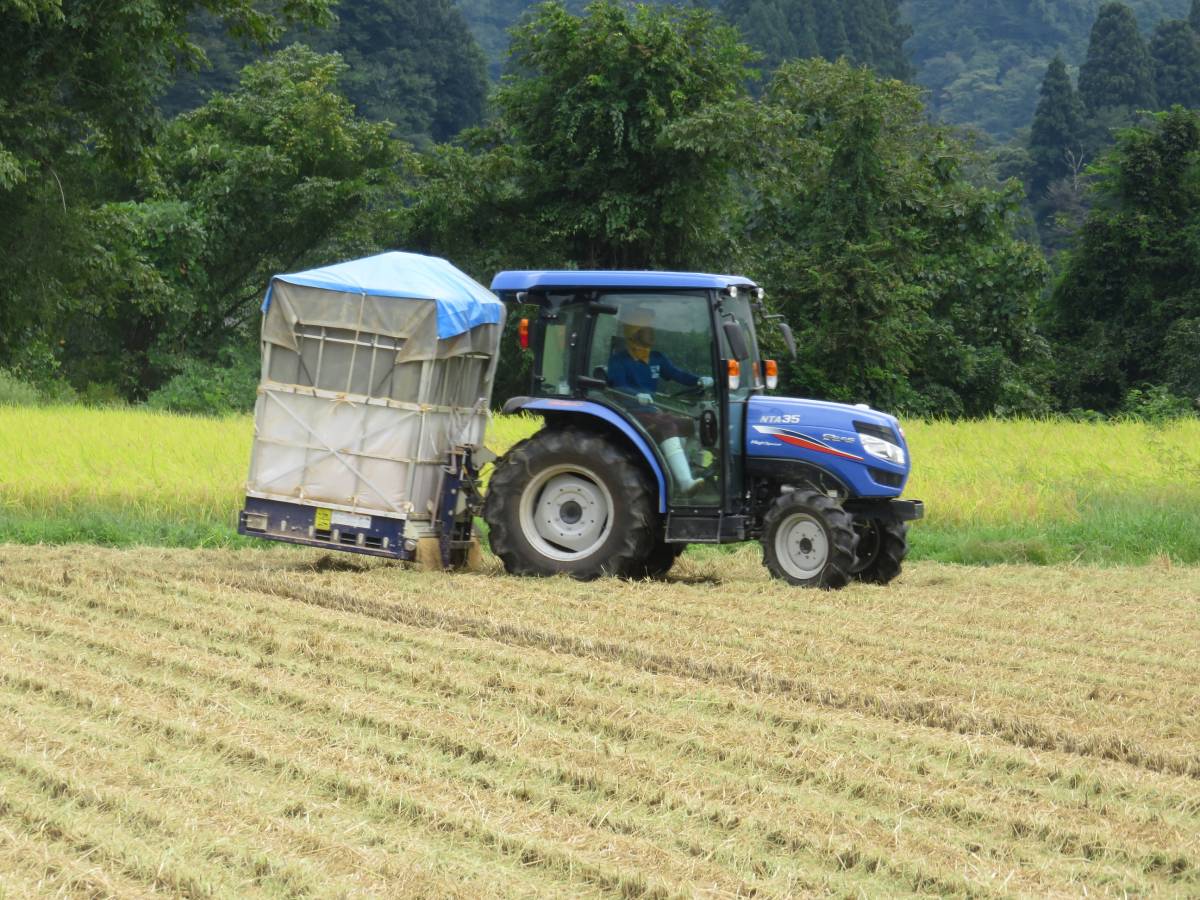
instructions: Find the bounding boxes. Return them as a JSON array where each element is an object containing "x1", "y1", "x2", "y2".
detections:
[{"x1": 585, "y1": 291, "x2": 722, "y2": 506}]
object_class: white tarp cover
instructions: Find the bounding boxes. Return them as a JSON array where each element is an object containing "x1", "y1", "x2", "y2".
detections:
[{"x1": 246, "y1": 257, "x2": 504, "y2": 519}]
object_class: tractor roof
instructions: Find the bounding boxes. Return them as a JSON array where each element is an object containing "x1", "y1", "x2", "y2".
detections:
[{"x1": 490, "y1": 270, "x2": 758, "y2": 298}]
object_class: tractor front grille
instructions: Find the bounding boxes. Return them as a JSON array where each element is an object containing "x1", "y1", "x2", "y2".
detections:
[{"x1": 869, "y1": 467, "x2": 904, "y2": 488}]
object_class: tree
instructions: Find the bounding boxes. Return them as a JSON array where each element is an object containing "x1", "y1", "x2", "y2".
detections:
[
  {"x1": 411, "y1": 0, "x2": 756, "y2": 271},
  {"x1": 1151, "y1": 19, "x2": 1200, "y2": 109},
  {"x1": 1191, "y1": 0, "x2": 1200, "y2": 32},
  {"x1": 459, "y1": 0, "x2": 911, "y2": 84},
  {"x1": 302, "y1": 0, "x2": 488, "y2": 142},
  {"x1": 1078, "y1": 3, "x2": 1156, "y2": 115},
  {"x1": 164, "y1": 0, "x2": 490, "y2": 144},
  {"x1": 58, "y1": 46, "x2": 401, "y2": 395},
  {"x1": 721, "y1": 0, "x2": 818, "y2": 72},
  {"x1": 0, "y1": 0, "x2": 332, "y2": 370},
  {"x1": 841, "y1": 0, "x2": 913, "y2": 79},
  {"x1": 812, "y1": 0, "x2": 852, "y2": 62},
  {"x1": 1029, "y1": 56, "x2": 1086, "y2": 196},
  {"x1": 724, "y1": 0, "x2": 912, "y2": 79},
  {"x1": 0, "y1": 0, "x2": 329, "y2": 193},
  {"x1": 1050, "y1": 106, "x2": 1200, "y2": 410},
  {"x1": 900, "y1": 0, "x2": 1093, "y2": 141},
  {"x1": 725, "y1": 59, "x2": 1050, "y2": 415}
]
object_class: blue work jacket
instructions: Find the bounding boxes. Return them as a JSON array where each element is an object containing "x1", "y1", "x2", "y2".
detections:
[{"x1": 607, "y1": 349, "x2": 699, "y2": 395}]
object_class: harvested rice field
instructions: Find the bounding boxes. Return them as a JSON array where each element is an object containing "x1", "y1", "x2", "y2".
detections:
[{"x1": 0, "y1": 544, "x2": 1197, "y2": 897}]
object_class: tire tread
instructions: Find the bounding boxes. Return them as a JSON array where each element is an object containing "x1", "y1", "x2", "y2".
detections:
[
  {"x1": 483, "y1": 427, "x2": 655, "y2": 580},
  {"x1": 761, "y1": 489, "x2": 857, "y2": 589}
]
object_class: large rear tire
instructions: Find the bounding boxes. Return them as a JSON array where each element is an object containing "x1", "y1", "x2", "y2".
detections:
[
  {"x1": 850, "y1": 517, "x2": 908, "y2": 585},
  {"x1": 484, "y1": 428, "x2": 656, "y2": 580},
  {"x1": 634, "y1": 540, "x2": 685, "y2": 580},
  {"x1": 761, "y1": 490, "x2": 857, "y2": 589}
]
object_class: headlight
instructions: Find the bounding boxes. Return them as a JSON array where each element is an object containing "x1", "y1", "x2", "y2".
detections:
[{"x1": 860, "y1": 433, "x2": 906, "y2": 466}]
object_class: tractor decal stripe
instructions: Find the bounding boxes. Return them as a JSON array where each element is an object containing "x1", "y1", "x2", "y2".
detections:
[{"x1": 752, "y1": 425, "x2": 864, "y2": 461}]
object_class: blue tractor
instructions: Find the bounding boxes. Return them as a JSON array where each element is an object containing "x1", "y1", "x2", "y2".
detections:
[{"x1": 484, "y1": 271, "x2": 924, "y2": 588}]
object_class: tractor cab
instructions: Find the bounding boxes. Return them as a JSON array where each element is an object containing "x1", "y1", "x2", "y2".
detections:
[
  {"x1": 487, "y1": 270, "x2": 923, "y2": 587},
  {"x1": 499, "y1": 274, "x2": 760, "y2": 515}
]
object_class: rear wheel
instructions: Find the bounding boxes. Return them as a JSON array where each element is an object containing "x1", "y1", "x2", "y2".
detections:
[
  {"x1": 761, "y1": 490, "x2": 857, "y2": 589},
  {"x1": 850, "y1": 517, "x2": 908, "y2": 585},
  {"x1": 484, "y1": 428, "x2": 655, "y2": 579},
  {"x1": 635, "y1": 540, "x2": 685, "y2": 579}
]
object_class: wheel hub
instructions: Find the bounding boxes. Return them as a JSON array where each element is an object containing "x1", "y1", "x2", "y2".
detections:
[
  {"x1": 518, "y1": 468, "x2": 614, "y2": 559},
  {"x1": 775, "y1": 513, "x2": 829, "y2": 581}
]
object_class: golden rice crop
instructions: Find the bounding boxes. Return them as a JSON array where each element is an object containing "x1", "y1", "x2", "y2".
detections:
[
  {"x1": 2, "y1": 406, "x2": 1200, "y2": 561},
  {"x1": 0, "y1": 544, "x2": 1197, "y2": 897},
  {"x1": 0, "y1": 405, "x2": 250, "y2": 522},
  {"x1": 903, "y1": 417, "x2": 1200, "y2": 527}
]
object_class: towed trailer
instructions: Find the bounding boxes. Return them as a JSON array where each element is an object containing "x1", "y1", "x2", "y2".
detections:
[{"x1": 237, "y1": 252, "x2": 504, "y2": 568}]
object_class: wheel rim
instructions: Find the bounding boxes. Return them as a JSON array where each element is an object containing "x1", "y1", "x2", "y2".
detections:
[
  {"x1": 518, "y1": 464, "x2": 614, "y2": 562},
  {"x1": 774, "y1": 512, "x2": 830, "y2": 581}
]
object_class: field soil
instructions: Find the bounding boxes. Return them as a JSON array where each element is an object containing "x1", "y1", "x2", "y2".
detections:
[{"x1": 0, "y1": 544, "x2": 1197, "y2": 897}]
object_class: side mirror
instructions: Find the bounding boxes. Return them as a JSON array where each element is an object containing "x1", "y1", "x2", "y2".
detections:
[
  {"x1": 778, "y1": 322, "x2": 798, "y2": 359},
  {"x1": 723, "y1": 322, "x2": 750, "y2": 361}
]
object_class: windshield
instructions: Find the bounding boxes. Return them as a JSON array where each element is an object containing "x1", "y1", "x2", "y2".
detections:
[
  {"x1": 586, "y1": 291, "x2": 713, "y2": 385},
  {"x1": 716, "y1": 292, "x2": 761, "y2": 397}
]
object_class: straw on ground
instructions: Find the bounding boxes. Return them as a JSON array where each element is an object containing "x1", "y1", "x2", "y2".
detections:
[{"x1": 0, "y1": 544, "x2": 1197, "y2": 897}]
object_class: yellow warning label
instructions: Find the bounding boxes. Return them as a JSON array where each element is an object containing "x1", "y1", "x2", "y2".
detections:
[{"x1": 314, "y1": 508, "x2": 332, "y2": 531}]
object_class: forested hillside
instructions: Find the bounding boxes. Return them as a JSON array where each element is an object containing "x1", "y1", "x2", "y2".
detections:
[
  {"x1": 455, "y1": 0, "x2": 1192, "y2": 139},
  {"x1": 457, "y1": 0, "x2": 911, "y2": 80},
  {"x1": 5, "y1": 0, "x2": 1200, "y2": 421},
  {"x1": 158, "y1": 0, "x2": 1198, "y2": 143},
  {"x1": 164, "y1": 0, "x2": 487, "y2": 143},
  {"x1": 903, "y1": 0, "x2": 1191, "y2": 138}
]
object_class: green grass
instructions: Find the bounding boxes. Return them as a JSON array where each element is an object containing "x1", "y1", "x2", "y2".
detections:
[{"x1": 2, "y1": 405, "x2": 1199, "y2": 565}]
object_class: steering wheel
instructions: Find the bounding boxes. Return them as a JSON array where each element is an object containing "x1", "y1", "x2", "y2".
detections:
[{"x1": 664, "y1": 381, "x2": 707, "y2": 399}]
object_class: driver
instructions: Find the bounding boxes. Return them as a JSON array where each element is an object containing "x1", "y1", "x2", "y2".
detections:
[{"x1": 607, "y1": 307, "x2": 713, "y2": 494}]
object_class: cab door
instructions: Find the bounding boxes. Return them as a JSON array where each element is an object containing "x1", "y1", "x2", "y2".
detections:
[
  {"x1": 581, "y1": 291, "x2": 722, "y2": 509},
  {"x1": 714, "y1": 290, "x2": 762, "y2": 515}
]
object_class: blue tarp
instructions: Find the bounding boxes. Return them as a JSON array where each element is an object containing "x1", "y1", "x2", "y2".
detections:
[{"x1": 264, "y1": 251, "x2": 503, "y2": 340}]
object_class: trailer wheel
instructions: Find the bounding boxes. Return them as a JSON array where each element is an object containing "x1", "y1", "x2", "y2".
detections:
[
  {"x1": 761, "y1": 490, "x2": 857, "y2": 589},
  {"x1": 850, "y1": 518, "x2": 908, "y2": 585},
  {"x1": 484, "y1": 428, "x2": 656, "y2": 580}
]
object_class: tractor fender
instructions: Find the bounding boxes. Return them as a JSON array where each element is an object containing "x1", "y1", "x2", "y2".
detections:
[{"x1": 501, "y1": 397, "x2": 668, "y2": 513}]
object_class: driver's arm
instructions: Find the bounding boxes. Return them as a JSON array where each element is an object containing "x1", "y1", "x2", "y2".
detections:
[
  {"x1": 607, "y1": 355, "x2": 654, "y2": 406},
  {"x1": 656, "y1": 352, "x2": 712, "y2": 388}
]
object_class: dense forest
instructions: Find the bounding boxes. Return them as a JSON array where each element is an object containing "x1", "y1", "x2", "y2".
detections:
[
  {"x1": 457, "y1": 0, "x2": 1189, "y2": 138},
  {"x1": 2, "y1": 0, "x2": 1200, "y2": 421},
  {"x1": 164, "y1": 0, "x2": 488, "y2": 143},
  {"x1": 903, "y1": 0, "x2": 1191, "y2": 138},
  {"x1": 155, "y1": 0, "x2": 1198, "y2": 143}
]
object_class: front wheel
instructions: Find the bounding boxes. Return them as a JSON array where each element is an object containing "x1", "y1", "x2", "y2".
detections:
[
  {"x1": 761, "y1": 490, "x2": 858, "y2": 589},
  {"x1": 850, "y1": 518, "x2": 908, "y2": 585},
  {"x1": 483, "y1": 428, "x2": 656, "y2": 580}
]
